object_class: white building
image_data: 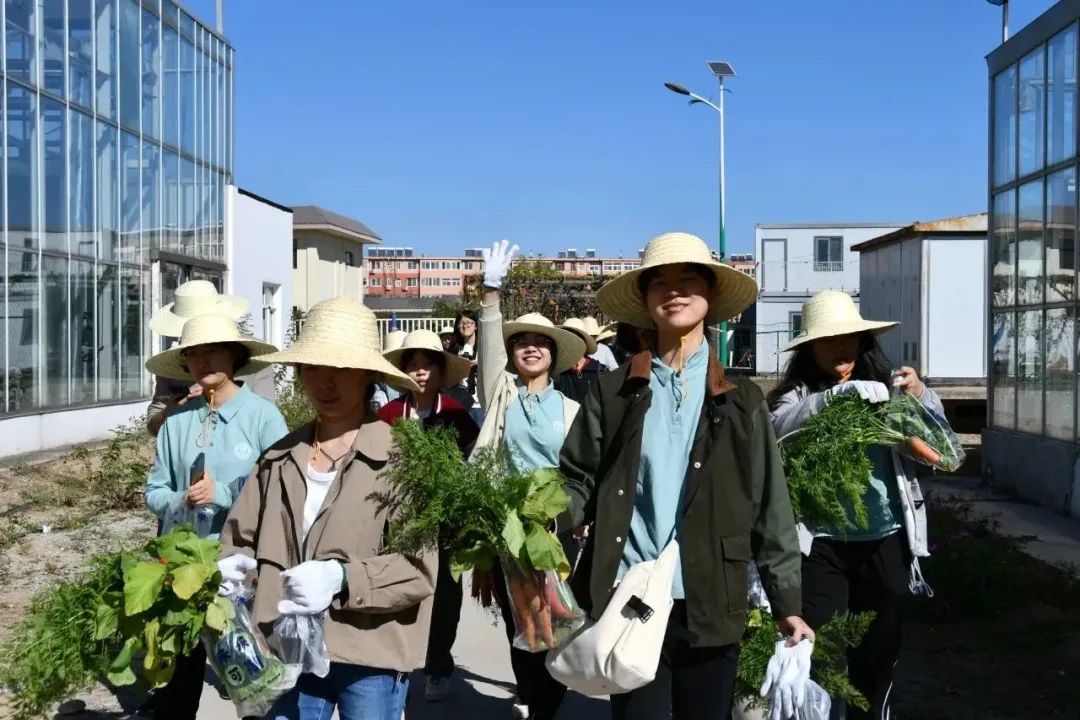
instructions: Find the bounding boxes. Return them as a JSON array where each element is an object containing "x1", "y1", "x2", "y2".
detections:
[
  {"x1": 854, "y1": 214, "x2": 988, "y2": 383},
  {"x1": 292, "y1": 206, "x2": 381, "y2": 312},
  {"x1": 755, "y1": 222, "x2": 905, "y2": 374}
]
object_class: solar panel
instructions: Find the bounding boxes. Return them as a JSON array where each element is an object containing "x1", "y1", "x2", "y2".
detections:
[{"x1": 707, "y1": 61, "x2": 736, "y2": 77}]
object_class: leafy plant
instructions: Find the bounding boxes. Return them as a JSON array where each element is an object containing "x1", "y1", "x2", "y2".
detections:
[
  {"x1": 275, "y1": 382, "x2": 315, "y2": 432},
  {"x1": 82, "y1": 417, "x2": 154, "y2": 511}
]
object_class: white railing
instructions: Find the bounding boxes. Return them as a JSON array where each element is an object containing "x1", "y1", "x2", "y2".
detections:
[
  {"x1": 813, "y1": 261, "x2": 844, "y2": 272},
  {"x1": 375, "y1": 318, "x2": 457, "y2": 338}
]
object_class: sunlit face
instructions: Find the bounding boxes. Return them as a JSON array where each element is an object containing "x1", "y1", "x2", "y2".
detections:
[
  {"x1": 457, "y1": 316, "x2": 477, "y2": 342},
  {"x1": 404, "y1": 350, "x2": 444, "y2": 396},
  {"x1": 644, "y1": 264, "x2": 711, "y2": 334},
  {"x1": 510, "y1": 332, "x2": 554, "y2": 380},
  {"x1": 181, "y1": 343, "x2": 239, "y2": 388},
  {"x1": 299, "y1": 365, "x2": 370, "y2": 421},
  {"x1": 811, "y1": 334, "x2": 861, "y2": 383}
]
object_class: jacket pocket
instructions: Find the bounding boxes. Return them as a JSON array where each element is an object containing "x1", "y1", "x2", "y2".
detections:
[{"x1": 720, "y1": 534, "x2": 751, "y2": 613}]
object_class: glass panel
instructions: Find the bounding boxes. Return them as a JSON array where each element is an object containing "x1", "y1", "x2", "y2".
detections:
[
  {"x1": 179, "y1": 33, "x2": 195, "y2": 155},
  {"x1": 121, "y1": 131, "x2": 140, "y2": 263},
  {"x1": 1045, "y1": 307, "x2": 1075, "y2": 440},
  {"x1": 163, "y1": 149, "x2": 179, "y2": 252},
  {"x1": 41, "y1": 254, "x2": 69, "y2": 407},
  {"x1": 141, "y1": 7, "x2": 160, "y2": 138},
  {"x1": 71, "y1": 259, "x2": 96, "y2": 402},
  {"x1": 1017, "y1": 309, "x2": 1043, "y2": 434},
  {"x1": 162, "y1": 0, "x2": 178, "y2": 28},
  {"x1": 994, "y1": 66, "x2": 1018, "y2": 187},
  {"x1": 69, "y1": 109, "x2": 95, "y2": 257},
  {"x1": 142, "y1": 139, "x2": 160, "y2": 253},
  {"x1": 120, "y1": 265, "x2": 144, "y2": 397},
  {"x1": 5, "y1": 0, "x2": 36, "y2": 83},
  {"x1": 97, "y1": 121, "x2": 117, "y2": 260},
  {"x1": 1019, "y1": 49, "x2": 1046, "y2": 177},
  {"x1": 97, "y1": 263, "x2": 119, "y2": 400},
  {"x1": 1046, "y1": 167, "x2": 1076, "y2": 303},
  {"x1": 6, "y1": 82, "x2": 38, "y2": 249},
  {"x1": 992, "y1": 190, "x2": 1016, "y2": 308},
  {"x1": 1018, "y1": 181, "x2": 1043, "y2": 305},
  {"x1": 42, "y1": 97, "x2": 66, "y2": 253},
  {"x1": 181, "y1": 156, "x2": 195, "y2": 255},
  {"x1": 992, "y1": 312, "x2": 1016, "y2": 429},
  {"x1": 178, "y1": 10, "x2": 193, "y2": 39},
  {"x1": 7, "y1": 247, "x2": 38, "y2": 412},
  {"x1": 43, "y1": 0, "x2": 65, "y2": 97},
  {"x1": 95, "y1": 0, "x2": 116, "y2": 118},
  {"x1": 163, "y1": 23, "x2": 178, "y2": 146},
  {"x1": 1049, "y1": 25, "x2": 1077, "y2": 165},
  {"x1": 69, "y1": 0, "x2": 93, "y2": 107},
  {"x1": 119, "y1": 0, "x2": 140, "y2": 128}
]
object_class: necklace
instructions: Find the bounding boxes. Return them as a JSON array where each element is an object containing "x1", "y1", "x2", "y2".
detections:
[{"x1": 311, "y1": 420, "x2": 355, "y2": 471}]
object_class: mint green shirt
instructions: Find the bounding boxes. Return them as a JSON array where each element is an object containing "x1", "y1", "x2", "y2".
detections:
[
  {"x1": 145, "y1": 384, "x2": 288, "y2": 536},
  {"x1": 816, "y1": 445, "x2": 903, "y2": 541},
  {"x1": 503, "y1": 379, "x2": 567, "y2": 473}
]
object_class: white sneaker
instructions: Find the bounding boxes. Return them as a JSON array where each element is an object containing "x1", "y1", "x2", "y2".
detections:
[
  {"x1": 511, "y1": 699, "x2": 529, "y2": 719},
  {"x1": 425, "y1": 675, "x2": 451, "y2": 703}
]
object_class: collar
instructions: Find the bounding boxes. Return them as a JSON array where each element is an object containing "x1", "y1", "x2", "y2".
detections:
[
  {"x1": 264, "y1": 417, "x2": 391, "y2": 466},
  {"x1": 650, "y1": 337, "x2": 708, "y2": 388},
  {"x1": 199, "y1": 382, "x2": 253, "y2": 423},
  {"x1": 515, "y1": 377, "x2": 555, "y2": 401},
  {"x1": 624, "y1": 346, "x2": 737, "y2": 398},
  {"x1": 403, "y1": 392, "x2": 443, "y2": 419}
]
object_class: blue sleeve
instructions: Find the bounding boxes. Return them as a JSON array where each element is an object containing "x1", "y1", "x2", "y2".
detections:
[
  {"x1": 215, "y1": 406, "x2": 287, "y2": 508},
  {"x1": 144, "y1": 420, "x2": 185, "y2": 519},
  {"x1": 261, "y1": 406, "x2": 289, "y2": 452}
]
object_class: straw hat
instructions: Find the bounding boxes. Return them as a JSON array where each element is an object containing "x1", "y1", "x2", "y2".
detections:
[
  {"x1": 559, "y1": 318, "x2": 599, "y2": 355},
  {"x1": 150, "y1": 280, "x2": 249, "y2": 337},
  {"x1": 255, "y1": 298, "x2": 419, "y2": 393},
  {"x1": 144, "y1": 314, "x2": 277, "y2": 381},
  {"x1": 502, "y1": 313, "x2": 586, "y2": 375},
  {"x1": 383, "y1": 330, "x2": 407, "y2": 353},
  {"x1": 596, "y1": 232, "x2": 758, "y2": 329},
  {"x1": 578, "y1": 317, "x2": 606, "y2": 338},
  {"x1": 783, "y1": 290, "x2": 898, "y2": 352},
  {"x1": 595, "y1": 322, "x2": 617, "y2": 343},
  {"x1": 384, "y1": 330, "x2": 473, "y2": 390}
]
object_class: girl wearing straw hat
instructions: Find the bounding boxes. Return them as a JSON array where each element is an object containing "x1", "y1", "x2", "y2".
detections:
[
  {"x1": 379, "y1": 329, "x2": 480, "y2": 704},
  {"x1": 474, "y1": 240, "x2": 587, "y2": 720},
  {"x1": 559, "y1": 232, "x2": 812, "y2": 720},
  {"x1": 142, "y1": 313, "x2": 287, "y2": 719},
  {"x1": 216, "y1": 298, "x2": 436, "y2": 720},
  {"x1": 767, "y1": 290, "x2": 943, "y2": 720}
]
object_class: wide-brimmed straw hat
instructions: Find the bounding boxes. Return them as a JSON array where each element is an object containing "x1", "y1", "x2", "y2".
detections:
[
  {"x1": 595, "y1": 321, "x2": 617, "y2": 343},
  {"x1": 384, "y1": 329, "x2": 473, "y2": 390},
  {"x1": 150, "y1": 280, "x2": 249, "y2": 337},
  {"x1": 559, "y1": 318, "x2": 599, "y2": 355},
  {"x1": 502, "y1": 313, "x2": 586, "y2": 375},
  {"x1": 255, "y1": 298, "x2": 419, "y2": 393},
  {"x1": 383, "y1": 330, "x2": 407, "y2": 353},
  {"x1": 144, "y1": 314, "x2": 277, "y2": 381},
  {"x1": 596, "y1": 232, "x2": 758, "y2": 329},
  {"x1": 783, "y1": 290, "x2": 898, "y2": 352}
]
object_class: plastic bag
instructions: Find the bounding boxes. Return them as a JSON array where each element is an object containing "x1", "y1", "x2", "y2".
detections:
[
  {"x1": 203, "y1": 592, "x2": 300, "y2": 717},
  {"x1": 268, "y1": 613, "x2": 331, "y2": 678},
  {"x1": 500, "y1": 557, "x2": 586, "y2": 653},
  {"x1": 795, "y1": 679, "x2": 831, "y2": 720},
  {"x1": 882, "y1": 393, "x2": 966, "y2": 472}
]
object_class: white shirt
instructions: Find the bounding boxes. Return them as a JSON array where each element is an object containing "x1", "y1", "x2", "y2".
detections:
[
  {"x1": 590, "y1": 343, "x2": 619, "y2": 371},
  {"x1": 303, "y1": 465, "x2": 337, "y2": 539}
]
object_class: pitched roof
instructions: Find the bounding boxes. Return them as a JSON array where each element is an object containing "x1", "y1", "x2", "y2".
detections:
[{"x1": 292, "y1": 205, "x2": 382, "y2": 243}]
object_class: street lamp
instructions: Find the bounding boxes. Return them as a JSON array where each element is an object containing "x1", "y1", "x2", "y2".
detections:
[
  {"x1": 986, "y1": 0, "x2": 1009, "y2": 44},
  {"x1": 664, "y1": 60, "x2": 736, "y2": 366}
]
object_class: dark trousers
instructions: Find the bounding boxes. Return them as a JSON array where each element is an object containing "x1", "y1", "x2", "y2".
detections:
[
  {"x1": 801, "y1": 531, "x2": 909, "y2": 720},
  {"x1": 424, "y1": 547, "x2": 464, "y2": 678},
  {"x1": 151, "y1": 643, "x2": 207, "y2": 720},
  {"x1": 610, "y1": 601, "x2": 738, "y2": 720}
]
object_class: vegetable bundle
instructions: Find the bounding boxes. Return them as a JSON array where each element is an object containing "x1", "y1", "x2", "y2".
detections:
[{"x1": 377, "y1": 420, "x2": 585, "y2": 651}]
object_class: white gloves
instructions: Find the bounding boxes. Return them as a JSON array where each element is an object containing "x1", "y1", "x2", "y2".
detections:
[
  {"x1": 829, "y1": 380, "x2": 890, "y2": 404},
  {"x1": 218, "y1": 554, "x2": 257, "y2": 583},
  {"x1": 747, "y1": 562, "x2": 772, "y2": 612},
  {"x1": 482, "y1": 239, "x2": 519, "y2": 289},
  {"x1": 760, "y1": 638, "x2": 814, "y2": 720},
  {"x1": 277, "y1": 560, "x2": 345, "y2": 615}
]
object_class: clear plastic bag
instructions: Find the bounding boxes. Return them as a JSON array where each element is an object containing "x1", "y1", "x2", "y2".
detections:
[
  {"x1": 795, "y1": 679, "x2": 831, "y2": 720},
  {"x1": 501, "y1": 557, "x2": 586, "y2": 653},
  {"x1": 268, "y1": 613, "x2": 331, "y2": 678},
  {"x1": 203, "y1": 593, "x2": 300, "y2": 717},
  {"x1": 882, "y1": 392, "x2": 966, "y2": 472}
]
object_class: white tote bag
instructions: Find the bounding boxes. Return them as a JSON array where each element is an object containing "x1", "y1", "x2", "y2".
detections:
[{"x1": 545, "y1": 539, "x2": 680, "y2": 697}]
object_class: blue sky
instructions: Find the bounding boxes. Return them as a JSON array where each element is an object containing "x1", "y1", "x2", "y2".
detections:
[{"x1": 186, "y1": 0, "x2": 1055, "y2": 257}]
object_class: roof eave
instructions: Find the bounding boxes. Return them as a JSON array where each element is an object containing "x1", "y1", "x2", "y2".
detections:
[{"x1": 293, "y1": 223, "x2": 383, "y2": 244}]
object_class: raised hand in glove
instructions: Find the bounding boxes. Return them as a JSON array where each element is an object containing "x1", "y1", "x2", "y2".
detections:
[
  {"x1": 481, "y1": 239, "x2": 519, "y2": 289},
  {"x1": 829, "y1": 379, "x2": 890, "y2": 404},
  {"x1": 277, "y1": 560, "x2": 344, "y2": 615}
]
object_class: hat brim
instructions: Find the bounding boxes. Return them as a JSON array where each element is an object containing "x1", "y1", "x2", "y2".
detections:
[
  {"x1": 145, "y1": 338, "x2": 279, "y2": 381},
  {"x1": 595, "y1": 323, "x2": 617, "y2": 343},
  {"x1": 596, "y1": 260, "x2": 758, "y2": 329},
  {"x1": 501, "y1": 323, "x2": 587, "y2": 375},
  {"x1": 149, "y1": 296, "x2": 250, "y2": 337},
  {"x1": 782, "y1": 320, "x2": 899, "y2": 352},
  {"x1": 255, "y1": 341, "x2": 421, "y2": 394},
  {"x1": 384, "y1": 347, "x2": 473, "y2": 390},
  {"x1": 560, "y1": 326, "x2": 599, "y2": 355}
]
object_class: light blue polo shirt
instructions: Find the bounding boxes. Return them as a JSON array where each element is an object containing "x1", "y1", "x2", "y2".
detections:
[
  {"x1": 145, "y1": 383, "x2": 288, "y2": 536},
  {"x1": 504, "y1": 379, "x2": 567, "y2": 473},
  {"x1": 620, "y1": 339, "x2": 708, "y2": 599}
]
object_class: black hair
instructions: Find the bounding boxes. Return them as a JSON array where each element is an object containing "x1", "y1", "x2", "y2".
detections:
[
  {"x1": 453, "y1": 310, "x2": 479, "y2": 352},
  {"x1": 766, "y1": 332, "x2": 893, "y2": 410},
  {"x1": 400, "y1": 348, "x2": 447, "y2": 375},
  {"x1": 636, "y1": 263, "x2": 716, "y2": 299}
]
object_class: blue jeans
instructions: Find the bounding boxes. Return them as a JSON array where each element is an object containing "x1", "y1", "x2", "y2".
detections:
[{"x1": 269, "y1": 664, "x2": 409, "y2": 720}]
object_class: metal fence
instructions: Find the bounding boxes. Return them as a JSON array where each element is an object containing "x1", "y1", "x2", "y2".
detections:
[{"x1": 375, "y1": 318, "x2": 457, "y2": 339}]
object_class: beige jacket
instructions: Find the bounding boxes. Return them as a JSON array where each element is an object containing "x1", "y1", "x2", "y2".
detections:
[{"x1": 220, "y1": 419, "x2": 437, "y2": 673}]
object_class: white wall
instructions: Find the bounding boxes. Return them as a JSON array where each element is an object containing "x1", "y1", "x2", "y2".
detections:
[
  {"x1": 756, "y1": 299, "x2": 802, "y2": 375},
  {"x1": 0, "y1": 400, "x2": 147, "y2": 456},
  {"x1": 293, "y1": 231, "x2": 368, "y2": 312},
  {"x1": 925, "y1": 236, "x2": 987, "y2": 381},
  {"x1": 755, "y1": 225, "x2": 902, "y2": 295},
  {"x1": 226, "y1": 187, "x2": 294, "y2": 347}
]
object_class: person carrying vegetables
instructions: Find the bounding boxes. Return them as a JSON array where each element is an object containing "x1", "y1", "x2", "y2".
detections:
[
  {"x1": 767, "y1": 289, "x2": 944, "y2": 720},
  {"x1": 559, "y1": 232, "x2": 813, "y2": 720},
  {"x1": 216, "y1": 297, "x2": 437, "y2": 720},
  {"x1": 473, "y1": 239, "x2": 587, "y2": 720},
  {"x1": 142, "y1": 313, "x2": 288, "y2": 719},
  {"x1": 378, "y1": 329, "x2": 480, "y2": 703}
]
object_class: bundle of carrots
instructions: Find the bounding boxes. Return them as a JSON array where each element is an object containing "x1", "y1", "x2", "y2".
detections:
[{"x1": 502, "y1": 558, "x2": 582, "y2": 652}]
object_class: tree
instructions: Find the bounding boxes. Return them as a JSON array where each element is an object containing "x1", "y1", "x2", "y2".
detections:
[{"x1": 469, "y1": 260, "x2": 607, "y2": 321}]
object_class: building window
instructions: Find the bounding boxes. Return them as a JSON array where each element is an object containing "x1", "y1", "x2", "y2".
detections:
[
  {"x1": 394, "y1": 279, "x2": 402, "y2": 288},
  {"x1": 789, "y1": 312, "x2": 803, "y2": 339},
  {"x1": 385, "y1": 280, "x2": 392, "y2": 289},
  {"x1": 813, "y1": 236, "x2": 843, "y2": 272},
  {"x1": 345, "y1": 251, "x2": 355, "y2": 267},
  {"x1": 371, "y1": 260, "x2": 381, "y2": 270},
  {"x1": 407, "y1": 278, "x2": 418, "y2": 287}
]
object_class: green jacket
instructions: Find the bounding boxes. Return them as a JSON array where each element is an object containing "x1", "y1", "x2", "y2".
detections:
[{"x1": 558, "y1": 351, "x2": 802, "y2": 647}]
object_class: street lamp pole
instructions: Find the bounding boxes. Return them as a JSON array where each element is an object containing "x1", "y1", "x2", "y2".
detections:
[{"x1": 986, "y1": 0, "x2": 1009, "y2": 43}]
